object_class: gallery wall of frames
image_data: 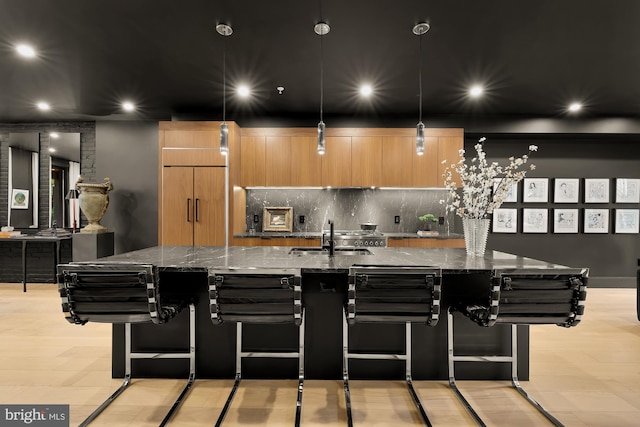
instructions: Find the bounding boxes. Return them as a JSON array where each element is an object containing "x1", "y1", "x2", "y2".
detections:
[
  {"x1": 469, "y1": 135, "x2": 640, "y2": 282},
  {"x1": 492, "y1": 177, "x2": 639, "y2": 234}
]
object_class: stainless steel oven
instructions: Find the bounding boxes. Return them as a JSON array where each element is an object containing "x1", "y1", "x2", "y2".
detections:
[{"x1": 321, "y1": 229, "x2": 388, "y2": 248}]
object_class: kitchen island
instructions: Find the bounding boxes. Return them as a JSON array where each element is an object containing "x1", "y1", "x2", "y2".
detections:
[{"x1": 73, "y1": 246, "x2": 584, "y2": 381}]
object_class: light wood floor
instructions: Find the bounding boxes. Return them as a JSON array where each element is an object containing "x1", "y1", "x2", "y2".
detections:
[{"x1": 0, "y1": 284, "x2": 639, "y2": 426}]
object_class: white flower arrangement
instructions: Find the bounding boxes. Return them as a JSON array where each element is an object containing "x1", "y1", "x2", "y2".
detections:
[{"x1": 441, "y1": 137, "x2": 538, "y2": 219}]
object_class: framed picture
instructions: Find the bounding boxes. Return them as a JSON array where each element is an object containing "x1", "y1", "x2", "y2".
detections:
[
  {"x1": 492, "y1": 208, "x2": 517, "y2": 233},
  {"x1": 615, "y1": 178, "x2": 640, "y2": 203},
  {"x1": 11, "y1": 189, "x2": 29, "y2": 209},
  {"x1": 262, "y1": 207, "x2": 293, "y2": 232},
  {"x1": 553, "y1": 209, "x2": 579, "y2": 233},
  {"x1": 614, "y1": 209, "x2": 639, "y2": 233},
  {"x1": 554, "y1": 178, "x2": 579, "y2": 203},
  {"x1": 584, "y1": 209, "x2": 609, "y2": 233},
  {"x1": 523, "y1": 178, "x2": 549, "y2": 203},
  {"x1": 584, "y1": 179, "x2": 609, "y2": 203},
  {"x1": 522, "y1": 208, "x2": 548, "y2": 233},
  {"x1": 493, "y1": 179, "x2": 518, "y2": 203}
]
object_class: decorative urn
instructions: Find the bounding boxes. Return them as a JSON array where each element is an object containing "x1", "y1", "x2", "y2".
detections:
[{"x1": 76, "y1": 177, "x2": 113, "y2": 233}]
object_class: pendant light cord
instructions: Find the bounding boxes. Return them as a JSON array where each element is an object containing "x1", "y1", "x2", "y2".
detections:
[
  {"x1": 319, "y1": 0, "x2": 324, "y2": 123},
  {"x1": 418, "y1": 34, "x2": 423, "y2": 123},
  {"x1": 320, "y1": 33, "x2": 324, "y2": 122},
  {"x1": 222, "y1": 37, "x2": 227, "y2": 122}
]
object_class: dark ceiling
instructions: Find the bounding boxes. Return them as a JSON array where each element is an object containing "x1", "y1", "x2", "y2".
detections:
[{"x1": 1, "y1": 0, "x2": 639, "y2": 127}]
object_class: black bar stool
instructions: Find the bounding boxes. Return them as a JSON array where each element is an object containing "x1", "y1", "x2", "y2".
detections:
[
  {"x1": 57, "y1": 262, "x2": 196, "y2": 427},
  {"x1": 343, "y1": 265, "x2": 442, "y2": 427},
  {"x1": 447, "y1": 267, "x2": 588, "y2": 427},
  {"x1": 208, "y1": 267, "x2": 304, "y2": 427}
]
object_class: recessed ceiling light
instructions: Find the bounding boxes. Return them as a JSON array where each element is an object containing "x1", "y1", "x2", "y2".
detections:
[
  {"x1": 237, "y1": 85, "x2": 250, "y2": 97},
  {"x1": 50, "y1": 132, "x2": 59, "y2": 139},
  {"x1": 49, "y1": 147, "x2": 56, "y2": 153},
  {"x1": 469, "y1": 85, "x2": 483, "y2": 97},
  {"x1": 122, "y1": 101, "x2": 135, "y2": 111},
  {"x1": 568, "y1": 102, "x2": 582, "y2": 112},
  {"x1": 16, "y1": 44, "x2": 36, "y2": 58},
  {"x1": 37, "y1": 102, "x2": 50, "y2": 111},
  {"x1": 359, "y1": 84, "x2": 373, "y2": 97}
]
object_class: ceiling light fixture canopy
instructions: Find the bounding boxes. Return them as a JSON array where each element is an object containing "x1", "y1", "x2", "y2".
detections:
[
  {"x1": 217, "y1": 23, "x2": 233, "y2": 155},
  {"x1": 413, "y1": 22, "x2": 430, "y2": 156},
  {"x1": 315, "y1": 21, "x2": 330, "y2": 155}
]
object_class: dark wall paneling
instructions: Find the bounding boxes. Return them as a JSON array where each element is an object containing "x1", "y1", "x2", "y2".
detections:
[
  {"x1": 472, "y1": 134, "x2": 640, "y2": 282},
  {"x1": 95, "y1": 121, "x2": 158, "y2": 254}
]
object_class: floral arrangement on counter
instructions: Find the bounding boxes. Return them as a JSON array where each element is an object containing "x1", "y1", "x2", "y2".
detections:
[{"x1": 441, "y1": 137, "x2": 538, "y2": 219}]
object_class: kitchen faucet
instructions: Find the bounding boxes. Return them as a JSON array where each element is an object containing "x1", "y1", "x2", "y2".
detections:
[{"x1": 323, "y1": 219, "x2": 335, "y2": 256}]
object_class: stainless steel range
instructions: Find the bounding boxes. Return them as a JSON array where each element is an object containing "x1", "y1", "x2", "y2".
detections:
[{"x1": 322, "y1": 229, "x2": 388, "y2": 248}]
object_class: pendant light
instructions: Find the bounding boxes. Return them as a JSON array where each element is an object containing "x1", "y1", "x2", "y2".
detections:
[
  {"x1": 315, "y1": 21, "x2": 330, "y2": 155},
  {"x1": 217, "y1": 23, "x2": 233, "y2": 155},
  {"x1": 413, "y1": 22, "x2": 430, "y2": 156}
]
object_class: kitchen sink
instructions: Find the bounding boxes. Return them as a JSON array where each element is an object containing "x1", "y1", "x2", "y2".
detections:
[{"x1": 288, "y1": 247, "x2": 373, "y2": 256}]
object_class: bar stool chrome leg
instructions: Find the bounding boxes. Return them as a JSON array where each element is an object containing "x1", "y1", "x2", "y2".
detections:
[
  {"x1": 80, "y1": 303, "x2": 196, "y2": 427},
  {"x1": 508, "y1": 324, "x2": 564, "y2": 427},
  {"x1": 343, "y1": 311, "x2": 432, "y2": 426},
  {"x1": 215, "y1": 311, "x2": 306, "y2": 427},
  {"x1": 447, "y1": 308, "x2": 486, "y2": 427}
]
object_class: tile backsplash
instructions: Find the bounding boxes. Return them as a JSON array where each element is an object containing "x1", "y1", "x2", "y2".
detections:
[{"x1": 246, "y1": 188, "x2": 455, "y2": 234}]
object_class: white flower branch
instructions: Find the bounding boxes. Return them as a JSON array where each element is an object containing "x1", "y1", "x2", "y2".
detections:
[{"x1": 440, "y1": 138, "x2": 538, "y2": 219}]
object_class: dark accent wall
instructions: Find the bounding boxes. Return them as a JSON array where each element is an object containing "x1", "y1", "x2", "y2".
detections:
[
  {"x1": 95, "y1": 121, "x2": 158, "y2": 253},
  {"x1": 474, "y1": 134, "x2": 640, "y2": 281}
]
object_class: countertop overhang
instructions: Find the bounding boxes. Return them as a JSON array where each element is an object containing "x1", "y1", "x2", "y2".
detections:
[{"x1": 92, "y1": 246, "x2": 580, "y2": 274}]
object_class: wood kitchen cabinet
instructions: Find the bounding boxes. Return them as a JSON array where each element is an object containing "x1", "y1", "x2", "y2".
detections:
[
  {"x1": 265, "y1": 136, "x2": 292, "y2": 186},
  {"x1": 388, "y1": 238, "x2": 464, "y2": 248},
  {"x1": 159, "y1": 121, "x2": 227, "y2": 167},
  {"x1": 412, "y1": 136, "x2": 440, "y2": 187},
  {"x1": 438, "y1": 136, "x2": 462, "y2": 187},
  {"x1": 240, "y1": 136, "x2": 266, "y2": 186},
  {"x1": 321, "y1": 137, "x2": 352, "y2": 187},
  {"x1": 161, "y1": 166, "x2": 225, "y2": 246},
  {"x1": 381, "y1": 136, "x2": 414, "y2": 187},
  {"x1": 351, "y1": 136, "x2": 382, "y2": 187},
  {"x1": 291, "y1": 137, "x2": 322, "y2": 186}
]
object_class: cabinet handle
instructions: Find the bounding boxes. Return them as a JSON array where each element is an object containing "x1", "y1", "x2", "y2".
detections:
[
  {"x1": 195, "y1": 198, "x2": 200, "y2": 222},
  {"x1": 187, "y1": 198, "x2": 191, "y2": 222}
]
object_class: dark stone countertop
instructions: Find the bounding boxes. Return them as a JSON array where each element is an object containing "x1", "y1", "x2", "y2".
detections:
[{"x1": 90, "y1": 245, "x2": 583, "y2": 275}]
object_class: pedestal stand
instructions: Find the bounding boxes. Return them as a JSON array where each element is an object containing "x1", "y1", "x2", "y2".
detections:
[{"x1": 72, "y1": 232, "x2": 115, "y2": 262}]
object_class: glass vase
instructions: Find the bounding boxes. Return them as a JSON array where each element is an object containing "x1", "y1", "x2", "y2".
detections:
[{"x1": 462, "y1": 218, "x2": 490, "y2": 257}]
